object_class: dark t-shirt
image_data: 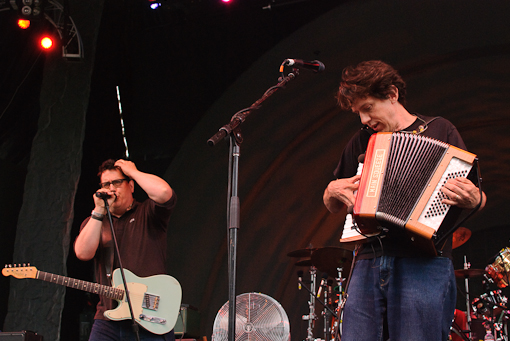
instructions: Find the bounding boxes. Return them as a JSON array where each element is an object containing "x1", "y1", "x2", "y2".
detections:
[
  {"x1": 333, "y1": 114, "x2": 467, "y2": 259},
  {"x1": 79, "y1": 191, "x2": 177, "y2": 320}
]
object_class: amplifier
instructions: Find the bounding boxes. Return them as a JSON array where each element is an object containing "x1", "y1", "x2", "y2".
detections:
[
  {"x1": 174, "y1": 304, "x2": 200, "y2": 339},
  {"x1": 0, "y1": 331, "x2": 43, "y2": 341}
]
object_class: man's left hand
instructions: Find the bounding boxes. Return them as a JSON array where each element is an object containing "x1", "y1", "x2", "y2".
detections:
[
  {"x1": 441, "y1": 177, "x2": 484, "y2": 209},
  {"x1": 115, "y1": 159, "x2": 138, "y2": 178}
]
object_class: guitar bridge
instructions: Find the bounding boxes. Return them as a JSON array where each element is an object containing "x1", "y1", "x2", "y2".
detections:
[
  {"x1": 139, "y1": 313, "x2": 166, "y2": 325},
  {"x1": 142, "y1": 293, "x2": 160, "y2": 310}
]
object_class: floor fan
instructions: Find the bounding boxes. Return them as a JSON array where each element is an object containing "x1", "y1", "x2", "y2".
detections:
[{"x1": 212, "y1": 292, "x2": 291, "y2": 341}]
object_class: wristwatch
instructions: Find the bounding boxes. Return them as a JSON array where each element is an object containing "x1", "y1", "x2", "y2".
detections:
[{"x1": 91, "y1": 210, "x2": 105, "y2": 221}]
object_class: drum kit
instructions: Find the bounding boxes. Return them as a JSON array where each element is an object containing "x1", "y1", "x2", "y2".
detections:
[
  {"x1": 287, "y1": 245, "x2": 353, "y2": 341},
  {"x1": 450, "y1": 228, "x2": 510, "y2": 341},
  {"x1": 288, "y1": 227, "x2": 510, "y2": 341}
]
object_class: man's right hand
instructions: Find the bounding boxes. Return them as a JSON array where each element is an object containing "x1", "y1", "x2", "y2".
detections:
[
  {"x1": 323, "y1": 175, "x2": 361, "y2": 213},
  {"x1": 93, "y1": 190, "x2": 116, "y2": 214}
]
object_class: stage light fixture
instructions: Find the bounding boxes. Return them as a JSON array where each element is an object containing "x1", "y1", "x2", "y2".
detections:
[
  {"x1": 18, "y1": 0, "x2": 45, "y2": 17},
  {"x1": 17, "y1": 18, "x2": 31, "y2": 29},
  {"x1": 39, "y1": 35, "x2": 54, "y2": 50},
  {"x1": 6, "y1": 0, "x2": 83, "y2": 58},
  {"x1": 146, "y1": 0, "x2": 161, "y2": 9}
]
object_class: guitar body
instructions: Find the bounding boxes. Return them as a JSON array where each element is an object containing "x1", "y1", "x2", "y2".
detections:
[{"x1": 105, "y1": 269, "x2": 182, "y2": 335}]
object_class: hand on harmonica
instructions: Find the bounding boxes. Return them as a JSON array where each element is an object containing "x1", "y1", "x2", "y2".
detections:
[
  {"x1": 441, "y1": 177, "x2": 486, "y2": 210},
  {"x1": 323, "y1": 175, "x2": 361, "y2": 213}
]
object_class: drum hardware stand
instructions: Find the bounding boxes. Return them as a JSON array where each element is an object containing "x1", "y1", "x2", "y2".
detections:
[
  {"x1": 469, "y1": 272, "x2": 510, "y2": 341},
  {"x1": 484, "y1": 309, "x2": 499, "y2": 341},
  {"x1": 321, "y1": 282, "x2": 331, "y2": 341},
  {"x1": 451, "y1": 320, "x2": 470, "y2": 341},
  {"x1": 321, "y1": 278, "x2": 339, "y2": 341},
  {"x1": 494, "y1": 311, "x2": 508, "y2": 341},
  {"x1": 335, "y1": 266, "x2": 344, "y2": 306},
  {"x1": 463, "y1": 255, "x2": 474, "y2": 340},
  {"x1": 302, "y1": 266, "x2": 317, "y2": 341},
  {"x1": 330, "y1": 266, "x2": 345, "y2": 341},
  {"x1": 297, "y1": 267, "x2": 339, "y2": 341},
  {"x1": 478, "y1": 284, "x2": 508, "y2": 340},
  {"x1": 331, "y1": 244, "x2": 359, "y2": 341}
]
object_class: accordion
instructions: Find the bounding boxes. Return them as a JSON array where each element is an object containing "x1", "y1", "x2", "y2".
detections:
[{"x1": 352, "y1": 132, "x2": 476, "y2": 251}]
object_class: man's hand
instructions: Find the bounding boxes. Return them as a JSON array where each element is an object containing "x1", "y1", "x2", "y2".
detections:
[
  {"x1": 323, "y1": 175, "x2": 361, "y2": 213},
  {"x1": 441, "y1": 177, "x2": 486, "y2": 210},
  {"x1": 114, "y1": 159, "x2": 138, "y2": 178}
]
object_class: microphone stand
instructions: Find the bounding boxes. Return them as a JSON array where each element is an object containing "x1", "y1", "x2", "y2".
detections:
[
  {"x1": 208, "y1": 67, "x2": 300, "y2": 341},
  {"x1": 101, "y1": 196, "x2": 140, "y2": 341}
]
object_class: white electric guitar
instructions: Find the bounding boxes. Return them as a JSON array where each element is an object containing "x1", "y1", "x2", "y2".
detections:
[{"x1": 2, "y1": 265, "x2": 182, "y2": 335}]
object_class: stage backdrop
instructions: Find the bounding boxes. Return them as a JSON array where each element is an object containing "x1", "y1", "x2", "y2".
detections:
[{"x1": 163, "y1": 1, "x2": 510, "y2": 340}]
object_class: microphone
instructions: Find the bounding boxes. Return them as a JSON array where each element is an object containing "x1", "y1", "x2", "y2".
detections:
[
  {"x1": 297, "y1": 270, "x2": 303, "y2": 290},
  {"x1": 317, "y1": 273, "x2": 328, "y2": 298},
  {"x1": 95, "y1": 192, "x2": 115, "y2": 199},
  {"x1": 358, "y1": 153, "x2": 365, "y2": 164},
  {"x1": 285, "y1": 59, "x2": 325, "y2": 73}
]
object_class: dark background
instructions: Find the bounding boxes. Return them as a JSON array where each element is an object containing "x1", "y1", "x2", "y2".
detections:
[{"x1": 1, "y1": 0, "x2": 510, "y2": 340}]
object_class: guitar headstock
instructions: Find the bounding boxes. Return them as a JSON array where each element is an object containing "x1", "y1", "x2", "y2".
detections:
[{"x1": 2, "y1": 264, "x2": 38, "y2": 279}]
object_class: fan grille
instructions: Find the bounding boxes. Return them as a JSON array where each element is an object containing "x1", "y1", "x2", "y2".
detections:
[{"x1": 212, "y1": 292, "x2": 290, "y2": 341}]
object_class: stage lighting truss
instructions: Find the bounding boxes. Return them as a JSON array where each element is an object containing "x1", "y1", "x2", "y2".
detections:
[
  {"x1": 0, "y1": 0, "x2": 83, "y2": 60},
  {"x1": 43, "y1": 0, "x2": 83, "y2": 60}
]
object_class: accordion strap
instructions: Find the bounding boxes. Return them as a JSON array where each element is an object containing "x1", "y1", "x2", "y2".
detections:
[{"x1": 424, "y1": 116, "x2": 440, "y2": 125}]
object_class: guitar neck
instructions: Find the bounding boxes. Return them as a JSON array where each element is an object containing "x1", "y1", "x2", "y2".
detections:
[{"x1": 37, "y1": 271, "x2": 124, "y2": 300}]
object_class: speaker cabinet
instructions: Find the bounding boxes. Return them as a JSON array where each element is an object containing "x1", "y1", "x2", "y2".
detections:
[
  {"x1": 174, "y1": 304, "x2": 200, "y2": 339},
  {"x1": 0, "y1": 331, "x2": 43, "y2": 341}
]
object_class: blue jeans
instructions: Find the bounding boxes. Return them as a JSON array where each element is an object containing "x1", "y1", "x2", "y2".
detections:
[
  {"x1": 341, "y1": 256, "x2": 456, "y2": 341},
  {"x1": 89, "y1": 319, "x2": 175, "y2": 341}
]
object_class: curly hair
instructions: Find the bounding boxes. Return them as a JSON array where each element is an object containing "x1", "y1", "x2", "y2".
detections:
[
  {"x1": 97, "y1": 159, "x2": 127, "y2": 178},
  {"x1": 336, "y1": 60, "x2": 407, "y2": 111}
]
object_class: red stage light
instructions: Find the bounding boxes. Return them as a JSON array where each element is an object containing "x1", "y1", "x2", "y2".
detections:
[
  {"x1": 17, "y1": 19, "x2": 31, "y2": 29},
  {"x1": 40, "y1": 36, "x2": 54, "y2": 50}
]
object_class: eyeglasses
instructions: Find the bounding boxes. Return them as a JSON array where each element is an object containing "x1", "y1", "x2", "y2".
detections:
[{"x1": 99, "y1": 178, "x2": 129, "y2": 189}]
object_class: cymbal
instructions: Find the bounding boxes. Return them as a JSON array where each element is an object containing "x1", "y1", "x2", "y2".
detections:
[
  {"x1": 311, "y1": 247, "x2": 353, "y2": 277},
  {"x1": 452, "y1": 227, "x2": 471, "y2": 249},
  {"x1": 287, "y1": 248, "x2": 316, "y2": 258},
  {"x1": 454, "y1": 268, "x2": 485, "y2": 278},
  {"x1": 295, "y1": 259, "x2": 312, "y2": 267}
]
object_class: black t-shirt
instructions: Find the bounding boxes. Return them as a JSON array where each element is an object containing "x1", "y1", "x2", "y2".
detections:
[
  {"x1": 333, "y1": 114, "x2": 468, "y2": 259},
  {"x1": 80, "y1": 191, "x2": 177, "y2": 320}
]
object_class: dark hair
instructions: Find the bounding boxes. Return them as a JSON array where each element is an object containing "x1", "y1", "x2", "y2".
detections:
[
  {"x1": 336, "y1": 60, "x2": 407, "y2": 111},
  {"x1": 97, "y1": 159, "x2": 127, "y2": 179}
]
